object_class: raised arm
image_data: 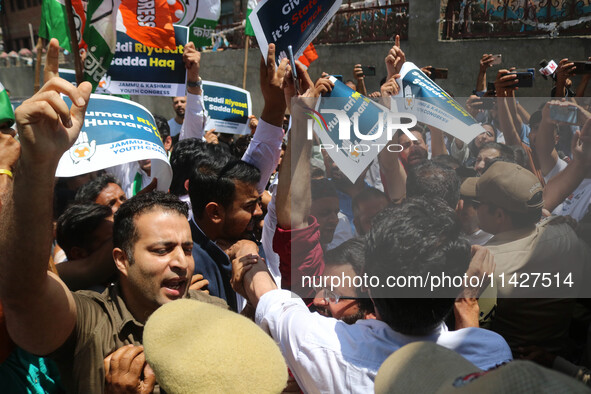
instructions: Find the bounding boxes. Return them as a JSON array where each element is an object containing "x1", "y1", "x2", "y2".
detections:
[
  {"x1": 378, "y1": 74, "x2": 406, "y2": 202},
  {"x1": 0, "y1": 39, "x2": 91, "y2": 355},
  {"x1": 240, "y1": 82, "x2": 323, "y2": 306},
  {"x1": 543, "y1": 119, "x2": 591, "y2": 212},
  {"x1": 352, "y1": 64, "x2": 368, "y2": 96},
  {"x1": 554, "y1": 58, "x2": 575, "y2": 98},
  {"x1": 534, "y1": 102, "x2": 561, "y2": 176},
  {"x1": 242, "y1": 44, "x2": 287, "y2": 194},
  {"x1": 179, "y1": 42, "x2": 207, "y2": 141},
  {"x1": 429, "y1": 126, "x2": 449, "y2": 157},
  {"x1": 385, "y1": 35, "x2": 405, "y2": 82},
  {"x1": 575, "y1": 59, "x2": 591, "y2": 97},
  {"x1": 275, "y1": 64, "x2": 319, "y2": 231},
  {"x1": 494, "y1": 69, "x2": 522, "y2": 147},
  {"x1": 0, "y1": 129, "x2": 19, "y2": 207},
  {"x1": 476, "y1": 54, "x2": 494, "y2": 93}
]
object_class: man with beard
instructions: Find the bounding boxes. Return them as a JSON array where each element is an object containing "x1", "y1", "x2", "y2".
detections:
[
  {"x1": 188, "y1": 158, "x2": 263, "y2": 312},
  {"x1": 75, "y1": 173, "x2": 127, "y2": 214},
  {"x1": 398, "y1": 128, "x2": 429, "y2": 168},
  {"x1": 168, "y1": 95, "x2": 186, "y2": 137},
  {"x1": 0, "y1": 40, "x2": 227, "y2": 392},
  {"x1": 312, "y1": 239, "x2": 375, "y2": 324},
  {"x1": 183, "y1": 44, "x2": 287, "y2": 312}
]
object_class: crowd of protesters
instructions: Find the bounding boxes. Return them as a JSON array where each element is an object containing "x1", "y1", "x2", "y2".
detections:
[{"x1": 0, "y1": 35, "x2": 591, "y2": 393}]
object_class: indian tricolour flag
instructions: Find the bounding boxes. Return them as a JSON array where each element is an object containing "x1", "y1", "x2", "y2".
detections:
[
  {"x1": 39, "y1": 0, "x2": 86, "y2": 53},
  {"x1": 245, "y1": 0, "x2": 258, "y2": 37},
  {"x1": 0, "y1": 82, "x2": 14, "y2": 128}
]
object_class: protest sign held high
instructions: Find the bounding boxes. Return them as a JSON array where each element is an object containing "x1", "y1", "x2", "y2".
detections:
[
  {"x1": 395, "y1": 62, "x2": 485, "y2": 143},
  {"x1": 65, "y1": 26, "x2": 189, "y2": 96},
  {"x1": 307, "y1": 77, "x2": 412, "y2": 183},
  {"x1": 249, "y1": 0, "x2": 341, "y2": 64},
  {"x1": 99, "y1": 25, "x2": 188, "y2": 96},
  {"x1": 56, "y1": 94, "x2": 172, "y2": 192},
  {"x1": 203, "y1": 81, "x2": 253, "y2": 135}
]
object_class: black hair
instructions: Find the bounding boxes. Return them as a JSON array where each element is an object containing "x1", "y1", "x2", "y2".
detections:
[
  {"x1": 365, "y1": 196, "x2": 471, "y2": 335},
  {"x1": 431, "y1": 154, "x2": 461, "y2": 170},
  {"x1": 57, "y1": 203, "x2": 112, "y2": 259},
  {"x1": 325, "y1": 238, "x2": 365, "y2": 277},
  {"x1": 169, "y1": 138, "x2": 233, "y2": 196},
  {"x1": 482, "y1": 155, "x2": 516, "y2": 174},
  {"x1": 113, "y1": 191, "x2": 188, "y2": 259},
  {"x1": 188, "y1": 159, "x2": 261, "y2": 218},
  {"x1": 153, "y1": 114, "x2": 170, "y2": 140},
  {"x1": 478, "y1": 141, "x2": 515, "y2": 162},
  {"x1": 509, "y1": 145, "x2": 527, "y2": 168},
  {"x1": 323, "y1": 238, "x2": 375, "y2": 318},
  {"x1": 232, "y1": 134, "x2": 253, "y2": 159},
  {"x1": 529, "y1": 110, "x2": 542, "y2": 129},
  {"x1": 455, "y1": 166, "x2": 478, "y2": 181},
  {"x1": 75, "y1": 173, "x2": 122, "y2": 203},
  {"x1": 352, "y1": 187, "x2": 388, "y2": 215},
  {"x1": 406, "y1": 160, "x2": 461, "y2": 209},
  {"x1": 311, "y1": 178, "x2": 338, "y2": 201}
]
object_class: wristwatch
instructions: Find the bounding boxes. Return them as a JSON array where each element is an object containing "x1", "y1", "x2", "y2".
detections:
[{"x1": 187, "y1": 77, "x2": 202, "y2": 88}]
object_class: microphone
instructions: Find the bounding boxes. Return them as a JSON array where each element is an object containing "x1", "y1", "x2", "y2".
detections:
[{"x1": 539, "y1": 59, "x2": 558, "y2": 80}]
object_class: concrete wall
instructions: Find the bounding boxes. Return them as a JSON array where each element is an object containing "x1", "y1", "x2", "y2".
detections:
[{"x1": 2, "y1": 0, "x2": 589, "y2": 118}]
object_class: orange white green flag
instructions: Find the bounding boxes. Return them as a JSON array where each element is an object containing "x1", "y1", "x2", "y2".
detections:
[{"x1": 39, "y1": 0, "x2": 87, "y2": 53}]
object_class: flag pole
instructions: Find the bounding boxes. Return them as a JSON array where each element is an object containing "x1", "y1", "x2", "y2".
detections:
[
  {"x1": 242, "y1": 36, "x2": 250, "y2": 89},
  {"x1": 34, "y1": 38, "x2": 43, "y2": 93},
  {"x1": 64, "y1": 0, "x2": 83, "y2": 84}
]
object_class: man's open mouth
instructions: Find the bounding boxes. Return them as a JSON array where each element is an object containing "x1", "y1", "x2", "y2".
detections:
[{"x1": 162, "y1": 278, "x2": 187, "y2": 296}]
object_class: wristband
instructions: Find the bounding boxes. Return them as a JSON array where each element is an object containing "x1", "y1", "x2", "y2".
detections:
[
  {"x1": 187, "y1": 77, "x2": 202, "y2": 88},
  {"x1": 0, "y1": 169, "x2": 13, "y2": 179}
]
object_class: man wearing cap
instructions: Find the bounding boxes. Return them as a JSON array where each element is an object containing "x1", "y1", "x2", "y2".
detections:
[
  {"x1": 236, "y1": 196, "x2": 512, "y2": 393},
  {"x1": 460, "y1": 161, "x2": 590, "y2": 355},
  {"x1": 374, "y1": 341, "x2": 590, "y2": 394}
]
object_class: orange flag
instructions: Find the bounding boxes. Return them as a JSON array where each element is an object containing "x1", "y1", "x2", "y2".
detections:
[
  {"x1": 298, "y1": 43, "x2": 319, "y2": 67},
  {"x1": 119, "y1": 0, "x2": 176, "y2": 49}
]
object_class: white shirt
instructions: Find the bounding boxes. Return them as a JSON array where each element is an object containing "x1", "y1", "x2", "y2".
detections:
[
  {"x1": 107, "y1": 162, "x2": 152, "y2": 198},
  {"x1": 325, "y1": 212, "x2": 354, "y2": 251},
  {"x1": 178, "y1": 93, "x2": 208, "y2": 141},
  {"x1": 364, "y1": 158, "x2": 384, "y2": 192},
  {"x1": 260, "y1": 179, "x2": 282, "y2": 287},
  {"x1": 544, "y1": 157, "x2": 568, "y2": 184},
  {"x1": 256, "y1": 289, "x2": 513, "y2": 394},
  {"x1": 242, "y1": 120, "x2": 284, "y2": 287},
  {"x1": 167, "y1": 117, "x2": 183, "y2": 137},
  {"x1": 547, "y1": 158, "x2": 591, "y2": 221},
  {"x1": 241, "y1": 119, "x2": 284, "y2": 194}
]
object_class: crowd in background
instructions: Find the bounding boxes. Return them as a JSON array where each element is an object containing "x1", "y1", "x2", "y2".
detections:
[{"x1": 0, "y1": 36, "x2": 591, "y2": 393}]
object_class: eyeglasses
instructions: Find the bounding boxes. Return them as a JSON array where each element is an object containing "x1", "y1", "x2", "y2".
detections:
[{"x1": 318, "y1": 288, "x2": 357, "y2": 304}]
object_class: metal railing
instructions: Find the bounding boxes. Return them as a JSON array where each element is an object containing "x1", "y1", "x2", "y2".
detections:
[
  {"x1": 212, "y1": 0, "x2": 409, "y2": 49},
  {"x1": 441, "y1": 0, "x2": 591, "y2": 40},
  {"x1": 316, "y1": 1, "x2": 409, "y2": 43}
]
